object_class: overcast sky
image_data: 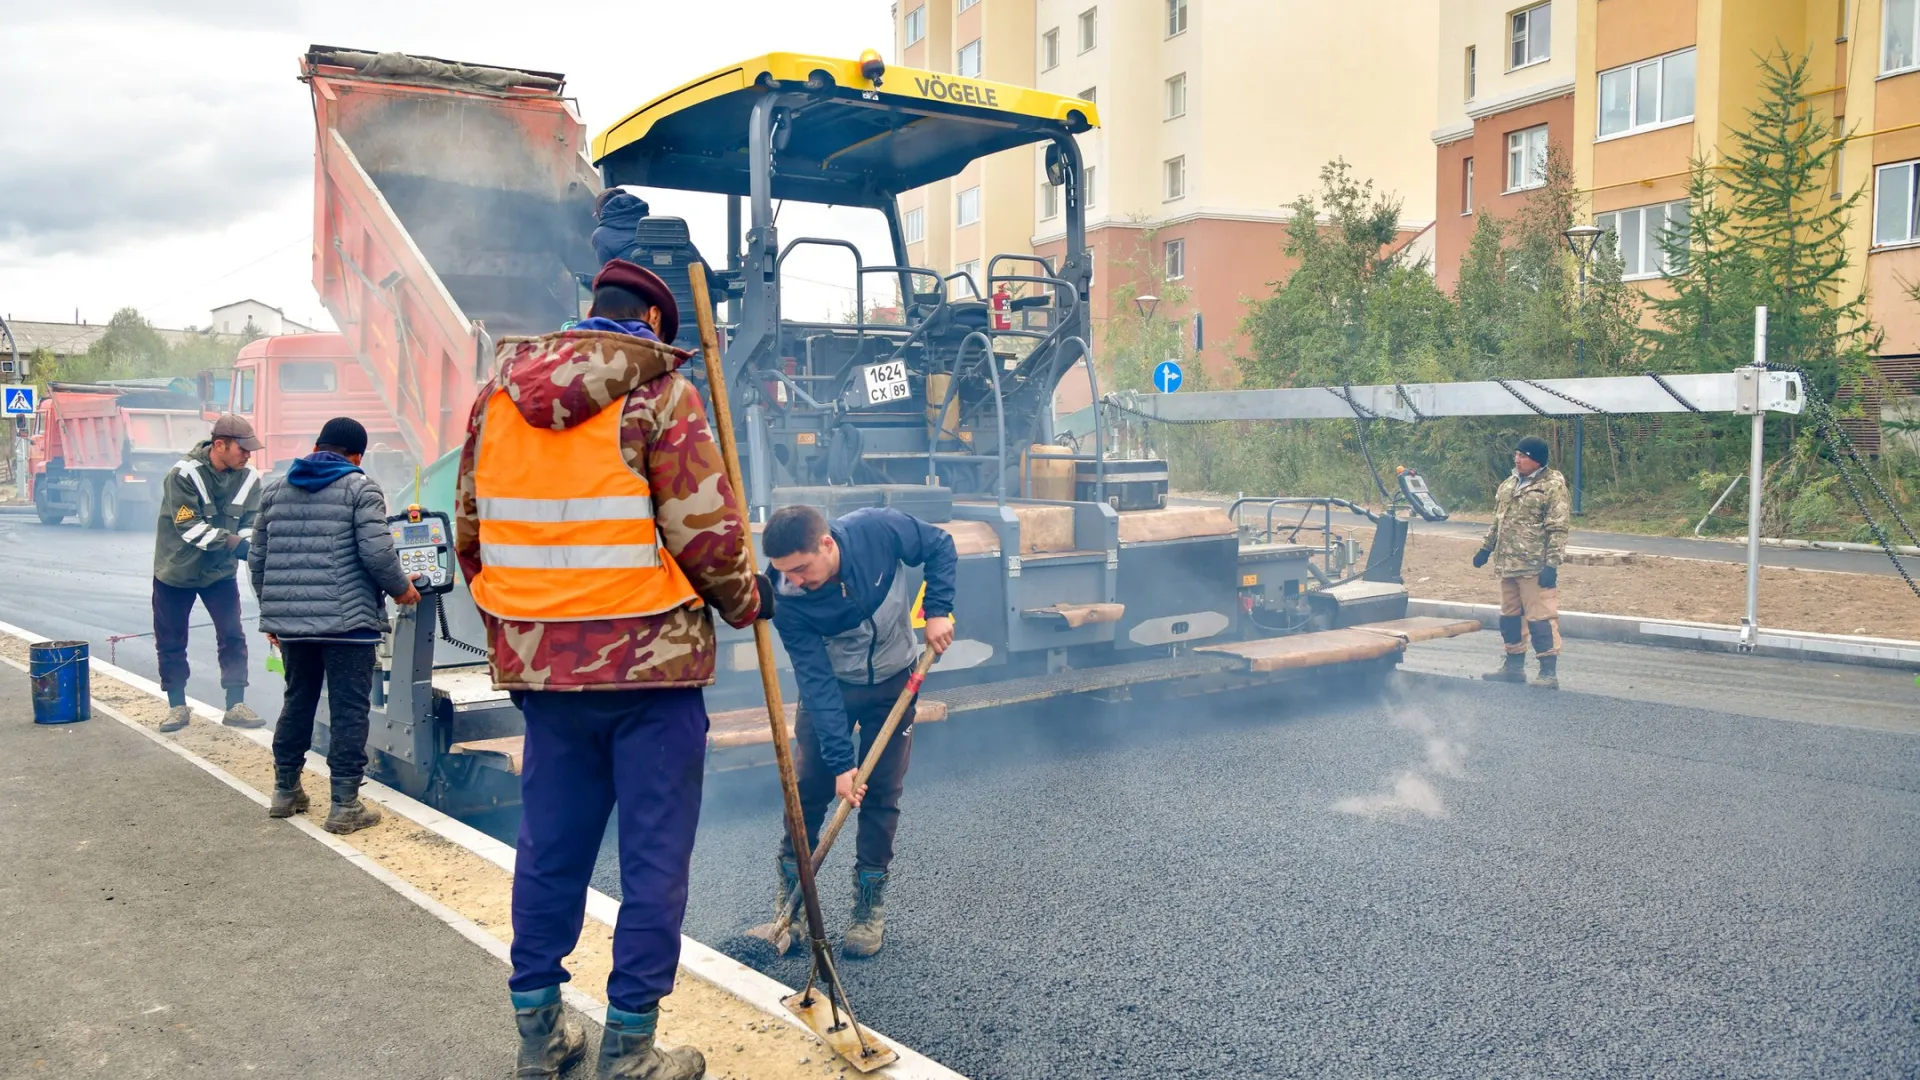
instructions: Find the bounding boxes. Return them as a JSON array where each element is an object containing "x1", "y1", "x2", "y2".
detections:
[{"x1": 0, "y1": 0, "x2": 898, "y2": 333}]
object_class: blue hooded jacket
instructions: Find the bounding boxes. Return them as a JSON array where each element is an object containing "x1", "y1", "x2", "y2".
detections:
[
  {"x1": 771, "y1": 508, "x2": 957, "y2": 775},
  {"x1": 571, "y1": 316, "x2": 659, "y2": 341},
  {"x1": 286, "y1": 451, "x2": 362, "y2": 491},
  {"x1": 591, "y1": 192, "x2": 651, "y2": 267}
]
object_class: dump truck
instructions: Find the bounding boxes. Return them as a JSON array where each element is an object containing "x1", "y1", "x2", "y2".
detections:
[
  {"x1": 286, "y1": 48, "x2": 1484, "y2": 815},
  {"x1": 215, "y1": 332, "x2": 408, "y2": 481},
  {"x1": 301, "y1": 46, "x2": 600, "y2": 471},
  {"x1": 28, "y1": 383, "x2": 212, "y2": 529}
]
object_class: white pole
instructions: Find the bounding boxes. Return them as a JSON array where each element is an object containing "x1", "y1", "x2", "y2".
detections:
[{"x1": 1741, "y1": 307, "x2": 1767, "y2": 650}]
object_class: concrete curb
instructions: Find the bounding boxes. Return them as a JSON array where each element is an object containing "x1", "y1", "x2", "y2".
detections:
[
  {"x1": 0, "y1": 618, "x2": 965, "y2": 1080},
  {"x1": 1407, "y1": 598, "x2": 1920, "y2": 670}
]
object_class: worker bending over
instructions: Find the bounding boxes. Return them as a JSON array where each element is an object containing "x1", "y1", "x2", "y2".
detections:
[
  {"x1": 762, "y1": 503, "x2": 957, "y2": 957},
  {"x1": 456, "y1": 259, "x2": 762, "y2": 1079},
  {"x1": 1474, "y1": 434, "x2": 1571, "y2": 689}
]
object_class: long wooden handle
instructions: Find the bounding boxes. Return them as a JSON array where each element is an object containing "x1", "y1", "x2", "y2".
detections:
[{"x1": 687, "y1": 264, "x2": 835, "y2": 952}]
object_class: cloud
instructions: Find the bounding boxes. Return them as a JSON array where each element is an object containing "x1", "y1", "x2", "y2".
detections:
[
  {"x1": 0, "y1": 0, "x2": 304, "y2": 28},
  {"x1": 0, "y1": 19, "x2": 310, "y2": 257}
]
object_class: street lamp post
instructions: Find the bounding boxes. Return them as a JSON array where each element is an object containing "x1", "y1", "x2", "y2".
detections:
[
  {"x1": 1563, "y1": 224, "x2": 1603, "y2": 516},
  {"x1": 1134, "y1": 294, "x2": 1160, "y2": 323}
]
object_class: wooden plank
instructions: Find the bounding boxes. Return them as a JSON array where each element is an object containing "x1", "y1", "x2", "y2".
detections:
[
  {"x1": 450, "y1": 736, "x2": 525, "y2": 774},
  {"x1": 1350, "y1": 616, "x2": 1483, "y2": 643},
  {"x1": 1196, "y1": 628, "x2": 1404, "y2": 672},
  {"x1": 934, "y1": 519, "x2": 1001, "y2": 557},
  {"x1": 1117, "y1": 506, "x2": 1236, "y2": 544},
  {"x1": 705, "y1": 699, "x2": 950, "y2": 750},
  {"x1": 1021, "y1": 602, "x2": 1125, "y2": 628},
  {"x1": 1009, "y1": 504, "x2": 1075, "y2": 554}
]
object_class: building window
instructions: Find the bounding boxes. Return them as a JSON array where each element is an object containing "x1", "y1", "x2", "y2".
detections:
[
  {"x1": 1505, "y1": 125, "x2": 1549, "y2": 192},
  {"x1": 1466, "y1": 46, "x2": 1477, "y2": 99},
  {"x1": 1166, "y1": 73, "x2": 1187, "y2": 119},
  {"x1": 1079, "y1": 86, "x2": 1097, "y2": 104},
  {"x1": 957, "y1": 186, "x2": 981, "y2": 226},
  {"x1": 1598, "y1": 48, "x2": 1696, "y2": 138},
  {"x1": 1164, "y1": 238, "x2": 1185, "y2": 280},
  {"x1": 958, "y1": 39, "x2": 983, "y2": 77},
  {"x1": 1595, "y1": 200, "x2": 1690, "y2": 278},
  {"x1": 955, "y1": 260, "x2": 982, "y2": 295},
  {"x1": 1886, "y1": 0, "x2": 1919, "y2": 73},
  {"x1": 1463, "y1": 157, "x2": 1475, "y2": 213},
  {"x1": 905, "y1": 4, "x2": 926, "y2": 46},
  {"x1": 1875, "y1": 159, "x2": 1920, "y2": 244},
  {"x1": 1164, "y1": 156, "x2": 1186, "y2": 200},
  {"x1": 1085, "y1": 166, "x2": 1097, "y2": 206},
  {"x1": 1042, "y1": 182, "x2": 1059, "y2": 220},
  {"x1": 1167, "y1": 0, "x2": 1188, "y2": 37},
  {"x1": 1079, "y1": 6, "x2": 1098, "y2": 52},
  {"x1": 1042, "y1": 28, "x2": 1060, "y2": 70},
  {"x1": 958, "y1": 0, "x2": 979, "y2": 10},
  {"x1": 1509, "y1": 2, "x2": 1550, "y2": 69},
  {"x1": 903, "y1": 206, "x2": 926, "y2": 244}
]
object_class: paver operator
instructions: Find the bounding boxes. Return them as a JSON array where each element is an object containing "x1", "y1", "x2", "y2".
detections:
[
  {"x1": 153, "y1": 414, "x2": 265, "y2": 732},
  {"x1": 761, "y1": 503, "x2": 958, "y2": 958},
  {"x1": 456, "y1": 258, "x2": 763, "y2": 1080},
  {"x1": 1473, "y1": 434, "x2": 1571, "y2": 689},
  {"x1": 248, "y1": 417, "x2": 420, "y2": 835}
]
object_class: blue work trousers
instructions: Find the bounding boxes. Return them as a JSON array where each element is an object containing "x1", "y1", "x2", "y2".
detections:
[{"x1": 508, "y1": 687, "x2": 707, "y2": 1013}]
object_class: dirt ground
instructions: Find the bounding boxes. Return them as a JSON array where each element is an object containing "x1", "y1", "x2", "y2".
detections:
[
  {"x1": 1394, "y1": 529, "x2": 1920, "y2": 640},
  {"x1": 0, "y1": 635, "x2": 863, "y2": 1080}
]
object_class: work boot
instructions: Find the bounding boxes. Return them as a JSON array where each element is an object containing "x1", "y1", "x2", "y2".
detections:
[
  {"x1": 773, "y1": 855, "x2": 799, "y2": 920},
  {"x1": 842, "y1": 866, "x2": 889, "y2": 959},
  {"x1": 268, "y1": 766, "x2": 309, "y2": 819},
  {"x1": 158, "y1": 705, "x2": 191, "y2": 733},
  {"x1": 323, "y1": 776, "x2": 382, "y2": 835},
  {"x1": 1481, "y1": 653, "x2": 1527, "y2": 684},
  {"x1": 1532, "y1": 655, "x2": 1560, "y2": 690},
  {"x1": 512, "y1": 987, "x2": 587, "y2": 1079},
  {"x1": 597, "y1": 1005, "x2": 705, "y2": 1080},
  {"x1": 223, "y1": 702, "x2": 265, "y2": 729}
]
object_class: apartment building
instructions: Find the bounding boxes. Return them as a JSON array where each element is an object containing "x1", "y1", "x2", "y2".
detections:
[
  {"x1": 893, "y1": 0, "x2": 1440, "y2": 388},
  {"x1": 1432, "y1": 0, "x2": 1577, "y2": 291}
]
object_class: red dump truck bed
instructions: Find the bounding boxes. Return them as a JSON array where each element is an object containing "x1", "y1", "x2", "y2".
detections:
[
  {"x1": 30, "y1": 384, "x2": 211, "y2": 529},
  {"x1": 302, "y1": 46, "x2": 601, "y2": 469}
]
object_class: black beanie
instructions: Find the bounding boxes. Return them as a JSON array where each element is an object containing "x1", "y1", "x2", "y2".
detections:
[
  {"x1": 1516, "y1": 435, "x2": 1550, "y2": 466},
  {"x1": 317, "y1": 417, "x2": 369, "y2": 456}
]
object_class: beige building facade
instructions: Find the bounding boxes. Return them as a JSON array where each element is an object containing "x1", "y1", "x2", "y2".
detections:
[{"x1": 893, "y1": 0, "x2": 1441, "y2": 390}]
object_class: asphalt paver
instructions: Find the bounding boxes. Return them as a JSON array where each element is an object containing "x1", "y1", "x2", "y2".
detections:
[{"x1": 660, "y1": 671, "x2": 1920, "y2": 1080}]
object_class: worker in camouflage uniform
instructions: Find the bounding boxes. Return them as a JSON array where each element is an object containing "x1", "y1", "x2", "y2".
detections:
[
  {"x1": 455, "y1": 259, "x2": 762, "y2": 1080},
  {"x1": 1473, "y1": 435, "x2": 1570, "y2": 689}
]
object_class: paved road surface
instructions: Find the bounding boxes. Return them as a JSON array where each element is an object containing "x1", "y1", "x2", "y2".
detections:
[
  {"x1": 0, "y1": 515, "x2": 282, "y2": 711},
  {"x1": 0, "y1": 666, "x2": 592, "y2": 1079},
  {"x1": 646, "y1": 641, "x2": 1916, "y2": 1080}
]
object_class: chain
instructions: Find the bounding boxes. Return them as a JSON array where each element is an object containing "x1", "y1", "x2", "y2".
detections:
[
  {"x1": 1643, "y1": 371, "x2": 1704, "y2": 413},
  {"x1": 1490, "y1": 378, "x2": 1554, "y2": 417},
  {"x1": 1328, "y1": 387, "x2": 1394, "y2": 502},
  {"x1": 1394, "y1": 383, "x2": 1430, "y2": 421},
  {"x1": 1099, "y1": 394, "x2": 1219, "y2": 426}
]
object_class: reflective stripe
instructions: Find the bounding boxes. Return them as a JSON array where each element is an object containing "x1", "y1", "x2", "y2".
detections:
[
  {"x1": 182, "y1": 522, "x2": 210, "y2": 543},
  {"x1": 173, "y1": 459, "x2": 211, "y2": 503},
  {"x1": 480, "y1": 543, "x2": 662, "y2": 569},
  {"x1": 232, "y1": 468, "x2": 259, "y2": 507},
  {"x1": 237, "y1": 528, "x2": 254, "y2": 540},
  {"x1": 477, "y1": 495, "x2": 655, "y2": 523},
  {"x1": 195, "y1": 528, "x2": 226, "y2": 551}
]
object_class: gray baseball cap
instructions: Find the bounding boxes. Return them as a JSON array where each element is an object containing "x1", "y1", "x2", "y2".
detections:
[{"x1": 210, "y1": 413, "x2": 264, "y2": 452}]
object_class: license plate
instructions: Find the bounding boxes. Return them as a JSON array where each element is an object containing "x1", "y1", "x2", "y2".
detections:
[{"x1": 859, "y1": 360, "x2": 912, "y2": 406}]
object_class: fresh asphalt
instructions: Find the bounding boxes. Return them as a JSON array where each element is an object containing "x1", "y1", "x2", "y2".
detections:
[{"x1": 655, "y1": 650, "x2": 1916, "y2": 1080}]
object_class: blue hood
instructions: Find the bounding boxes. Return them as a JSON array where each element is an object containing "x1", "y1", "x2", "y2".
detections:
[
  {"x1": 598, "y1": 192, "x2": 650, "y2": 230},
  {"x1": 572, "y1": 316, "x2": 660, "y2": 341},
  {"x1": 286, "y1": 451, "x2": 363, "y2": 492}
]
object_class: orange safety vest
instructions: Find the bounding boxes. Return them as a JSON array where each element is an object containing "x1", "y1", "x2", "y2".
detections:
[{"x1": 468, "y1": 389, "x2": 700, "y2": 622}]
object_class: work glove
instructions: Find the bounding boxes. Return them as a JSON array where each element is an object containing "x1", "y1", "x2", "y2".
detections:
[
  {"x1": 754, "y1": 571, "x2": 777, "y2": 621},
  {"x1": 231, "y1": 538, "x2": 251, "y2": 563},
  {"x1": 1471, "y1": 548, "x2": 1490, "y2": 569},
  {"x1": 1537, "y1": 566, "x2": 1558, "y2": 589}
]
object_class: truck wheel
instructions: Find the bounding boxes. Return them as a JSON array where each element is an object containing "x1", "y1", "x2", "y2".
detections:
[
  {"x1": 36, "y1": 502, "x2": 67, "y2": 526},
  {"x1": 98, "y1": 481, "x2": 125, "y2": 531},
  {"x1": 72, "y1": 479, "x2": 102, "y2": 530}
]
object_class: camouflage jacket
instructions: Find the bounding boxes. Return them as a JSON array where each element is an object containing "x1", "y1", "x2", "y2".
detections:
[
  {"x1": 1480, "y1": 466, "x2": 1571, "y2": 578},
  {"x1": 453, "y1": 330, "x2": 759, "y2": 691}
]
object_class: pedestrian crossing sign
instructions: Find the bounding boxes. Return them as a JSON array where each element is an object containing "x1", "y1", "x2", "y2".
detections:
[{"x1": 2, "y1": 385, "x2": 35, "y2": 416}]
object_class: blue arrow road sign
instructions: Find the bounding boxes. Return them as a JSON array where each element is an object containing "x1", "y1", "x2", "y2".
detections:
[
  {"x1": 1153, "y1": 360, "x2": 1183, "y2": 393},
  {"x1": 2, "y1": 385, "x2": 35, "y2": 416}
]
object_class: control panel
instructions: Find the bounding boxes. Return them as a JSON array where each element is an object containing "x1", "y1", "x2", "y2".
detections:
[
  {"x1": 387, "y1": 508, "x2": 455, "y2": 594},
  {"x1": 1396, "y1": 467, "x2": 1448, "y2": 523}
]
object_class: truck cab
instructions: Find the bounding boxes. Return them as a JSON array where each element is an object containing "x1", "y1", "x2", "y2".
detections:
[{"x1": 225, "y1": 333, "x2": 408, "y2": 485}]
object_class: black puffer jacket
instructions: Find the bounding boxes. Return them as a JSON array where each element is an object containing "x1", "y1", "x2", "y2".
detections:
[{"x1": 248, "y1": 454, "x2": 412, "y2": 639}]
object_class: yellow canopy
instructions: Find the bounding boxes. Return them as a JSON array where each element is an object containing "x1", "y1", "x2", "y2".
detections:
[{"x1": 592, "y1": 53, "x2": 1099, "y2": 206}]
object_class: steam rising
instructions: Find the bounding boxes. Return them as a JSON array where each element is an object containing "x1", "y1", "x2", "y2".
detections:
[{"x1": 1333, "y1": 703, "x2": 1468, "y2": 821}]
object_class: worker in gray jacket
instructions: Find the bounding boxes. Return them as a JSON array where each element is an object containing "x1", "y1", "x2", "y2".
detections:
[{"x1": 247, "y1": 418, "x2": 419, "y2": 834}]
